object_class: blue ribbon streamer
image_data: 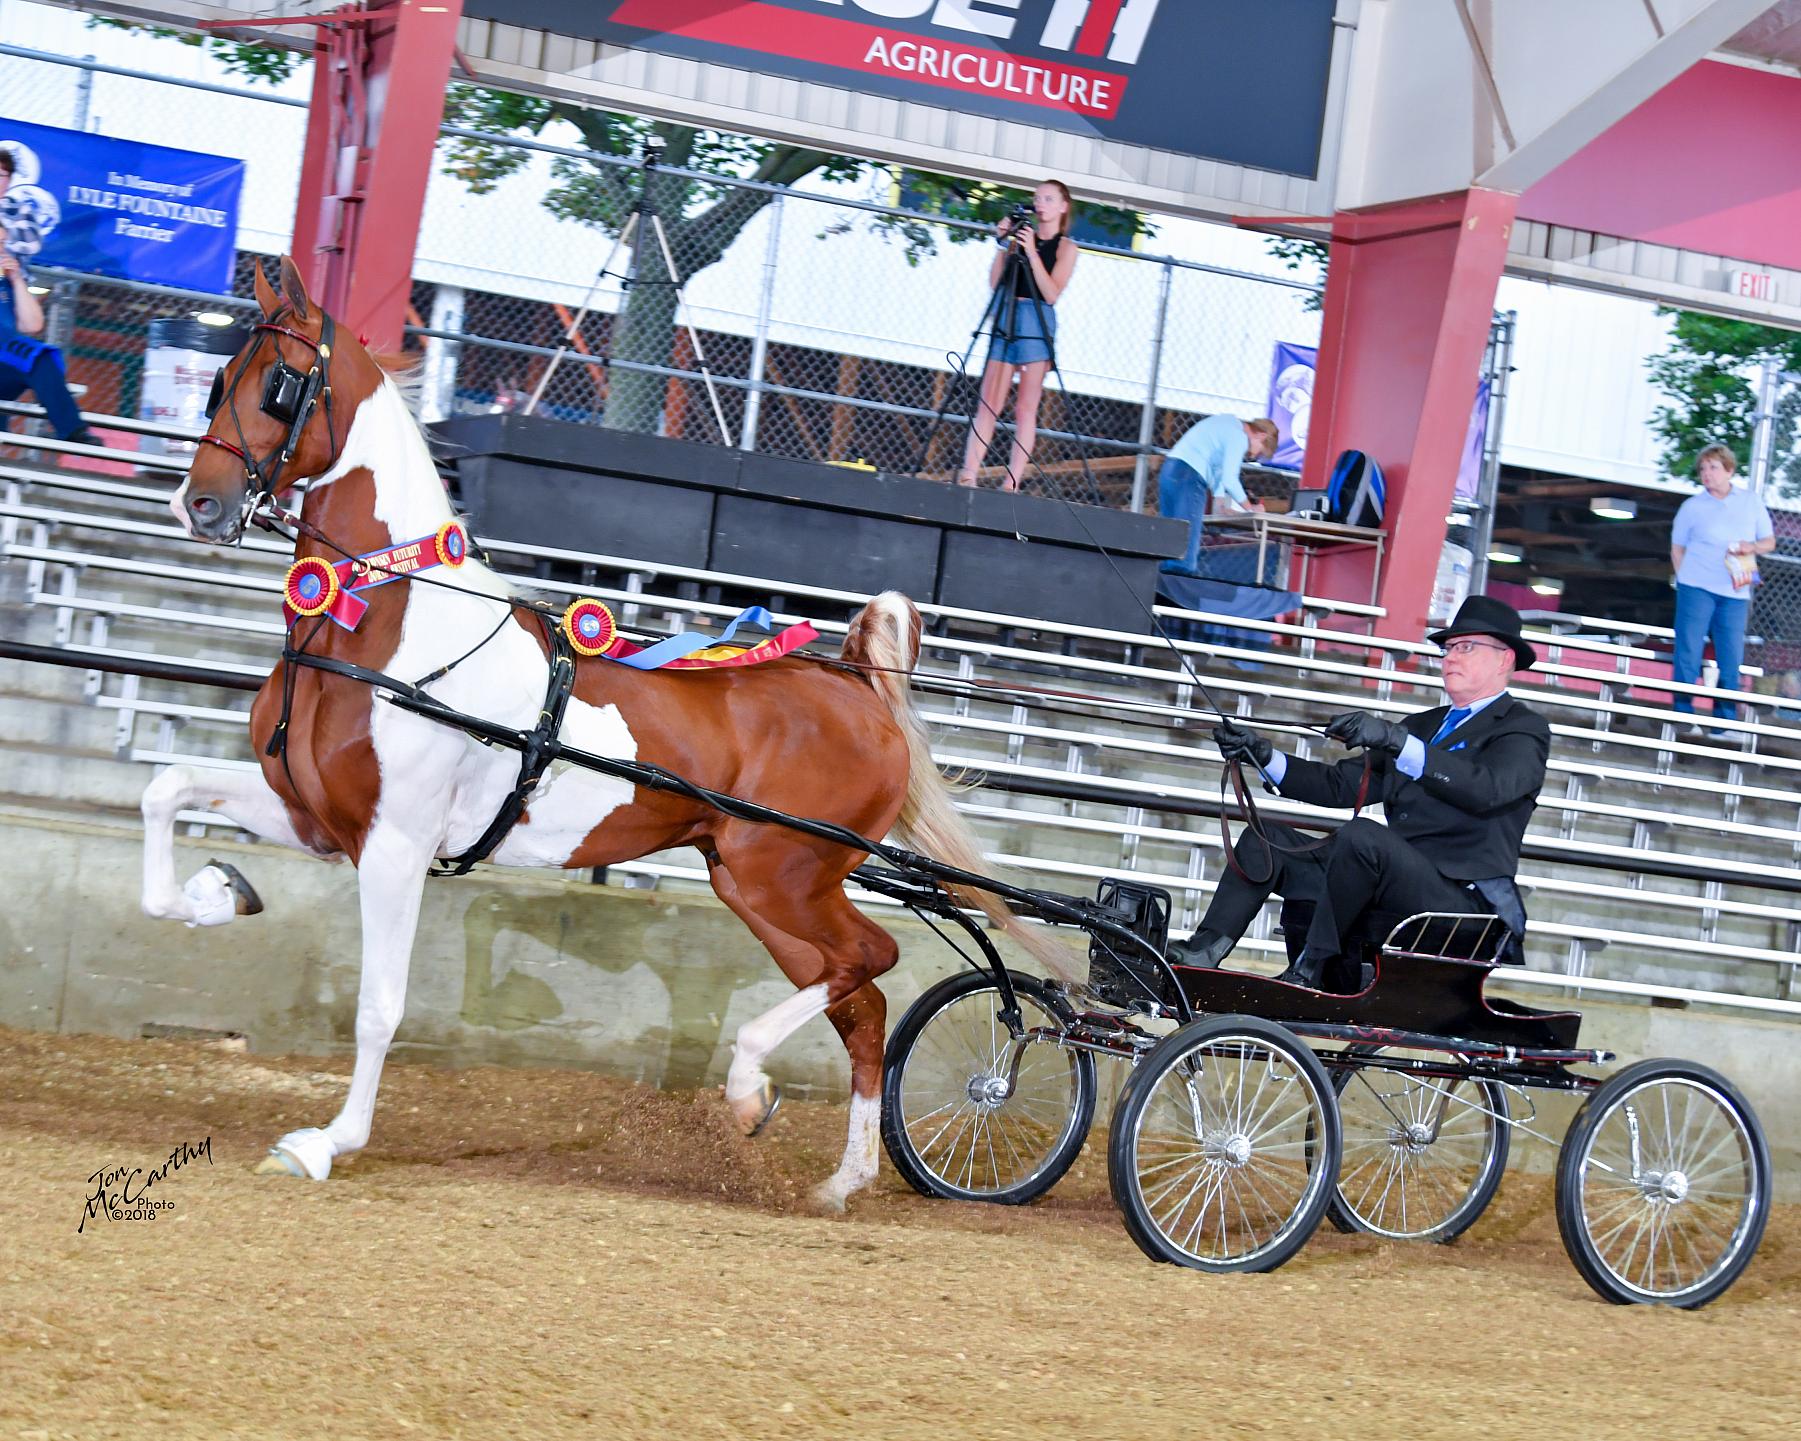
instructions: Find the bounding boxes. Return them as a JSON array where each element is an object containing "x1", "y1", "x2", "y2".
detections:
[{"x1": 605, "y1": 605, "x2": 779, "y2": 671}]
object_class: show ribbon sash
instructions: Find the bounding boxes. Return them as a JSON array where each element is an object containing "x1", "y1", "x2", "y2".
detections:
[
  {"x1": 561, "y1": 602, "x2": 818, "y2": 670},
  {"x1": 282, "y1": 520, "x2": 468, "y2": 630}
]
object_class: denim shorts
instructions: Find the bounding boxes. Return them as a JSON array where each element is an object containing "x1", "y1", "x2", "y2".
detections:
[{"x1": 987, "y1": 297, "x2": 1056, "y2": 367}]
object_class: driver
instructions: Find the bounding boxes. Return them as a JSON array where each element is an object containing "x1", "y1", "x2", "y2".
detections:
[{"x1": 1168, "y1": 596, "x2": 1549, "y2": 990}]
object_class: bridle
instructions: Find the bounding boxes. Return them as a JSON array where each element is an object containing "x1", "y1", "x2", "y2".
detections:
[{"x1": 195, "y1": 307, "x2": 339, "y2": 535}]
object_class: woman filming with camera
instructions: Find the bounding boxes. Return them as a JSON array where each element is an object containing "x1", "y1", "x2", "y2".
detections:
[{"x1": 955, "y1": 178, "x2": 1079, "y2": 491}]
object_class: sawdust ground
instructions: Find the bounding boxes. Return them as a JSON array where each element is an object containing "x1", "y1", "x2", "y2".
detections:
[{"x1": 2, "y1": 1026, "x2": 1796, "y2": 1440}]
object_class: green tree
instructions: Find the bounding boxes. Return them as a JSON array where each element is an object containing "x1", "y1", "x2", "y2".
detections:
[
  {"x1": 1265, "y1": 235, "x2": 1327, "y2": 312},
  {"x1": 1647, "y1": 311, "x2": 1801, "y2": 499}
]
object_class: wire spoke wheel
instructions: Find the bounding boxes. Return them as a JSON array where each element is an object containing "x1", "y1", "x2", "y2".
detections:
[
  {"x1": 1109, "y1": 1015, "x2": 1339, "y2": 1273},
  {"x1": 1327, "y1": 1046, "x2": 1510, "y2": 1243},
  {"x1": 882, "y1": 969, "x2": 1096, "y2": 1205},
  {"x1": 1556, "y1": 1059, "x2": 1770, "y2": 1308}
]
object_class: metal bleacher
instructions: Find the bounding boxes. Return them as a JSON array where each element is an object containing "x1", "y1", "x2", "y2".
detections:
[{"x1": 4, "y1": 405, "x2": 1800, "y2": 1023}]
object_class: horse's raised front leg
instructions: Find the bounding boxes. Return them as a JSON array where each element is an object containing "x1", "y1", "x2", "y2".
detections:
[
  {"x1": 258, "y1": 821, "x2": 434, "y2": 1180},
  {"x1": 139, "y1": 763, "x2": 326, "y2": 926}
]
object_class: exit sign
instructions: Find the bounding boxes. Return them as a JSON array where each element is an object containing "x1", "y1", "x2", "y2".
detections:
[{"x1": 1728, "y1": 269, "x2": 1776, "y2": 301}]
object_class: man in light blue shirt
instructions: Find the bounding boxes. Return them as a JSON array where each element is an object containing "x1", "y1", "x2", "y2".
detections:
[{"x1": 1158, "y1": 413, "x2": 1279, "y2": 574}]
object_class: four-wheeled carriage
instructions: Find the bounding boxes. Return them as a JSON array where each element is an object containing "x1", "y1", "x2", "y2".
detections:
[{"x1": 878, "y1": 878, "x2": 1772, "y2": 1307}]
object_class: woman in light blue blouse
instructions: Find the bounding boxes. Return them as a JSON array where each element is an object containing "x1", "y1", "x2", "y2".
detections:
[{"x1": 1669, "y1": 444, "x2": 1774, "y2": 735}]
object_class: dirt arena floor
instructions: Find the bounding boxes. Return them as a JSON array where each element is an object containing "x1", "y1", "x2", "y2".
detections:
[{"x1": 2, "y1": 1025, "x2": 1797, "y2": 1439}]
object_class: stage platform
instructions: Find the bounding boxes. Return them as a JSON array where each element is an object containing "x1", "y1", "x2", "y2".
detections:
[{"x1": 429, "y1": 416, "x2": 1185, "y2": 634}]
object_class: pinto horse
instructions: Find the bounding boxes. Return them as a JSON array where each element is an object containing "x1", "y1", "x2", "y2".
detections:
[{"x1": 145, "y1": 257, "x2": 1067, "y2": 1208}]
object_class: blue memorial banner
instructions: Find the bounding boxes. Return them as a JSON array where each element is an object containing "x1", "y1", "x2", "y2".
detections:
[
  {"x1": 0, "y1": 119, "x2": 243, "y2": 294},
  {"x1": 1266, "y1": 340, "x2": 1491, "y2": 492},
  {"x1": 1266, "y1": 341, "x2": 1316, "y2": 471}
]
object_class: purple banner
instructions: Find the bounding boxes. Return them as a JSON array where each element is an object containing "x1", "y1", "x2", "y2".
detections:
[{"x1": 1267, "y1": 341, "x2": 1491, "y2": 492}]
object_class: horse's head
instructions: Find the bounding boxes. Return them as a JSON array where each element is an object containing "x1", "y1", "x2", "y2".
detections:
[{"x1": 173, "y1": 256, "x2": 357, "y2": 544}]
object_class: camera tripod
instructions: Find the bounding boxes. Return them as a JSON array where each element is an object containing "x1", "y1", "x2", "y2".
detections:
[
  {"x1": 525, "y1": 138, "x2": 735, "y2": 444},
  {"x1": 914, "y1": 207, "x2": 1059, "y2": 487}
]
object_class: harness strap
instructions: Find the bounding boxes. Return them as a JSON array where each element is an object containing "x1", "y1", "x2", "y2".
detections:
[
  {"x1": 434, "y1": 612, "x2": 578, "y2": 876},
  {"x1": 275, "y1": 616, "x2": 580, "y2": 878}
]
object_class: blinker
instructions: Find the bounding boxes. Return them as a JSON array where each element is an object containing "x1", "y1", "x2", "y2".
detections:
[{"x1": 261, "y1": 360, "x2": 310, "y2": 426}]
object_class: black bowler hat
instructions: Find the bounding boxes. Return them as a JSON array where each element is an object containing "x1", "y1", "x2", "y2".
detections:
[{"x1": 1427, "y1": 595, "x2": 1536, "y2": 670}]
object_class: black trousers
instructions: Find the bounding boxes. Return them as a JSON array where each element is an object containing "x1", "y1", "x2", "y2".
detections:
[{"x1": 1200, "y1": 817, "x2": 1486, "y2": 980}]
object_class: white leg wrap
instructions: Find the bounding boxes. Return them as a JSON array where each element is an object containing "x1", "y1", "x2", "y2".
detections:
[
  {"x1": 814, "y1": 1092, "x2": 883, "y2": 1211},
  {"x1": 727, "y1": 983, "x2": 831, "y2": 1102}
]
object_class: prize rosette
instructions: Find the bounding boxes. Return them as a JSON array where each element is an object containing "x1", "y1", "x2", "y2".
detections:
[
  {"x1": 284, "y1": 556, "x2": 341, "y2": 618},
  {"x1": 434, "y1": 520, "x2": 469, "y2": 568},
  {"x1": 563, "y1": 598, "x2": 617, "y2": 657}
]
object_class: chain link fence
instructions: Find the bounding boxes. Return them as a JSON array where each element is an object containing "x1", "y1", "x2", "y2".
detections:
[{"x1": 3, "y1": 35, "x2": 1322, "y2": 508}]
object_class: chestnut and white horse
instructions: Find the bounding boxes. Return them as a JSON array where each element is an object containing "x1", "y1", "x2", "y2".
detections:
[{"x1": 144, "y1": 257, "x2": 1065, "y2": 1208}]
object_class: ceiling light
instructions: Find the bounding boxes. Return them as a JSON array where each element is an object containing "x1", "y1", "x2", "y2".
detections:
[
  {"x1": 1487, "y1": 543, "x2": 1524, "y2": 564},
  {"x1": 1589, "y1": 496, "x2": 1638, "y2": 520},
  {"x1": 194, "y1": 311, "x2": 237, "y2": 327},
  {"x1": 1529, "y1": 576, "x2": 1565, "y2": 597}
]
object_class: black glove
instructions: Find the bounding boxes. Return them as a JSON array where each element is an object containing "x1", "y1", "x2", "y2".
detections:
[
  {"x1": 1325, "y1": 710, "x2": 1410, "y2": 755},
  {"x1": 1213, "y1": 719, "x2": 1272, "y2": 769}
]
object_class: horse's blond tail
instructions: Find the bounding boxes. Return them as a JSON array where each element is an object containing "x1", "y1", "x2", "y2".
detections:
[{"x1": 844, "y1": 592, "x2": 1081, "y2": 985}]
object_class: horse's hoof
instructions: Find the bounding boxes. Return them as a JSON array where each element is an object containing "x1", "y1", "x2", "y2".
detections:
[
  {"x1": 809, "y1": 1182, "x2": 849, "y2": 1215},
  {"x1": 207, "y1": 859, "x2": 265, "y2": 917},
  {"x1": 254, "y1": 1129, "x2": 333, "y2": 1180},
  {"x1": 728, "y1": 1079, "x2": 782, "y2": 1138}
]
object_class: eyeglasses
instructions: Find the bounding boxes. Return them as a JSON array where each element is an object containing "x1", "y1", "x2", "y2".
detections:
[{"x1": 1441, "y1": 639, "x2": 1511, "y2": 658}]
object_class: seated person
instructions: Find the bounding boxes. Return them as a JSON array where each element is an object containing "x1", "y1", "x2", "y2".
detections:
[
  {"x1": 1170, "y1": 596, "x2": 1549, "y2": 990},
  {"x1": 0, "y1": 151, "x2": 99, "y2": 451},
  {"x1": 1157, "y1": 412, "x2": 1279, "y2": 576}
]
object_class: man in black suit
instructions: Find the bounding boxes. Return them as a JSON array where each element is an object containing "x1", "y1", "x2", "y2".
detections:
[{"x1": 1170, "y1": 596, "x2": 1550, "y2": 990}]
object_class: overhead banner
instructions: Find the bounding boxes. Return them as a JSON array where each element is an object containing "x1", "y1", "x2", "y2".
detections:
[
  {"x1": 464, "y1": 1, "x2": 1338, "y2": 177},
  {"x1": 1267, "y1": 342, "x2": 1492, "y2": 492},
  {"x1": 0, "y1": 118, "x2": 243, "y2": 294}
]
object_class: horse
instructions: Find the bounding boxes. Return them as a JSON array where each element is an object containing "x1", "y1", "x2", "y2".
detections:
[{"x1": 144, "y1": 256, "x2": 1070, "y2": 1209}]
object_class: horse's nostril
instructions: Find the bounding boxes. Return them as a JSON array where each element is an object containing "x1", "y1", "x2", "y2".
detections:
[{"x1": 190, "y1": 494, "x2": 222, "y2": 522}]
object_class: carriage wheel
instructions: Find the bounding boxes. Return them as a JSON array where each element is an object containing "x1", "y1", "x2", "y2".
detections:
[
  {"x1": 1555, "y1": 1058, "x2": 1770, "y2": 1308},
  {"x1": 1325, "y1": 1046, "x2": 1510, "y2": 1243},
  {"x1": 881, "y1": 968, "x2": 1096, "y2": 1205},
  {"x1": 1109, "y1": 1015, "x2": 1340, "y2": 1273}
]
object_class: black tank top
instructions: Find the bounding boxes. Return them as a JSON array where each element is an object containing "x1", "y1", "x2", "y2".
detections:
[{"x1": 1012, "y1": 232, "x2": 1065, "y2": 299}]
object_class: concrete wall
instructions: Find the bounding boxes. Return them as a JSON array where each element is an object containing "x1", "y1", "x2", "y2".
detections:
[{"x1": 3, "y1": 805, "x2": 1796, "y2": 1193}]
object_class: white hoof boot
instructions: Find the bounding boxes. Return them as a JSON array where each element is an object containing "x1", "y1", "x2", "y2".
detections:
[
  {"x1": 182, "y1": 864, "x2": 246, "y2": 929},
  {"x1": 254, "y1": 1128, "x2": 334, "y2": 1180},
  {"x1": 727, "y1": 1077, "x2": 782, "y2": 1138}
]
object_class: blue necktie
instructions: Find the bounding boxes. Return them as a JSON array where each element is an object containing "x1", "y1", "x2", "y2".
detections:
[{"x1": 1430, "y1": 706, "x2": 1472, "y2": 746}]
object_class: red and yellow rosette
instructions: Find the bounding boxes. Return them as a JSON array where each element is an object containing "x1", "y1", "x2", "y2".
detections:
[
  {"x1": 562, "y1": 598, "x2": 617, "y2": 657},
  {"x1": 284, "y1": 556, "x2": 341, "y2": 618},
  {"x1": 434, "y1": 520, "x2": 469, "y2": 568}
]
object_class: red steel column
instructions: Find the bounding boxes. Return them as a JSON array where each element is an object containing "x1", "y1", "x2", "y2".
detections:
[
  {"x1": 290, "y1": 1, "x2": 461, "y2": 350},
  {"x1": 1301, "y1": 188, "x2": 1516, "y2": 642}
]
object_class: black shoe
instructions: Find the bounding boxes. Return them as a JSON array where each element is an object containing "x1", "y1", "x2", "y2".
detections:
[
  {"x1": 1273, "y1": 950, "x2": 1335, "y2": 989},
  {"x1": 65, "y1": 428, "x2": 102, "y2": 449},
  {"x1": 1169, "y1": 928, "x2": 1233, "y2": 969}
]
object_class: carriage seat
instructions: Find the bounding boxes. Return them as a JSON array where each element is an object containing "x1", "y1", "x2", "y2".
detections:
[{"x1": 1277, "y1": 898, "x2": 1511, "y2": 994}]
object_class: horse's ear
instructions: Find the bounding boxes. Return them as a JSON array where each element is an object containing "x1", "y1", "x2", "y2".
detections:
[
  {"x1": 278, "y1": 256, "x2": 312, "y2": 321},
  {"x1": 252, "y1": 259, "x2": 279, "y2": 316}
]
